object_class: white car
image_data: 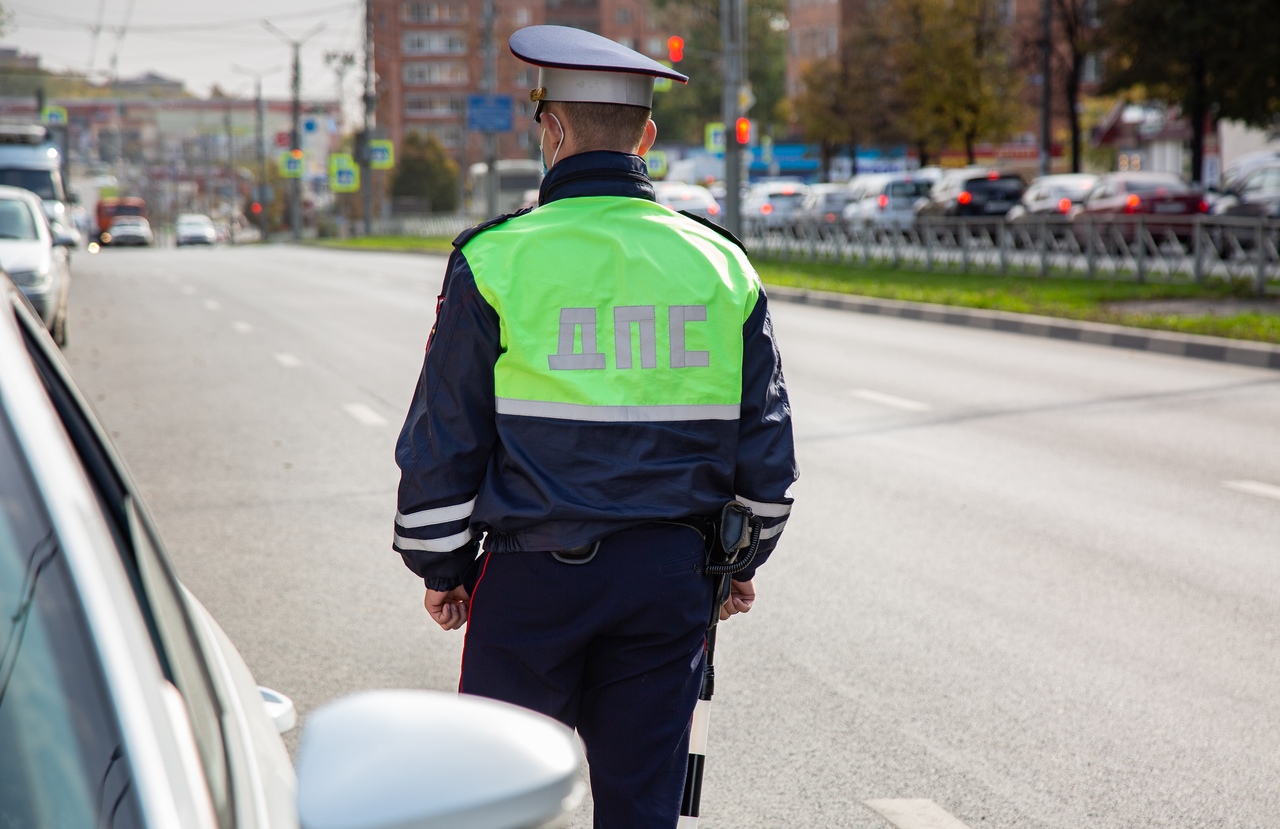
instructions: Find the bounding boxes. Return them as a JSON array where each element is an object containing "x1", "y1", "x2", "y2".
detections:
[
  {"x1": 176, "y1": 213, "x2": 218, "y2": 247},
  {"x1": 843, "y1": 173, "x2": 934, "y2": 232},
  {"x1": 0, "y1": 276, "x2": 584, "y2": 829},
  {"x1": 0, "y1": 184, "x2": 72, "y2": 345},
  {"x1": 653, "y1": 181, "x2": 723, "y2": 224},
  {"x1": 103, "y1": 215, "x2": 155, "y2": 247},
  {"x1": 741, "y1": 181, "x2": 811, "y2": 232}
]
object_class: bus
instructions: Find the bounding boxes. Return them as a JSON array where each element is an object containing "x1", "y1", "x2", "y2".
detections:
[{"x1": 467, "y1": 159, "x2": 543, "y2": 217}]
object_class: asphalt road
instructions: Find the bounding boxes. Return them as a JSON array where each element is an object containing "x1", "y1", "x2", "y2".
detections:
[{"x1": 62, "y1": 244, "x2": 1280, "y2": 829}]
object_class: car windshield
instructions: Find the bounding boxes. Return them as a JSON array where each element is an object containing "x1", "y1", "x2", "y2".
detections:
[
  {"x1": 887, "y1": 181, "x2": 931, "y2": 199},
  {"x1": 111, "y1": 217, "x2": 146, "y2": 228},
  {"x1": 1123, "y1": 177, "x2": 1187, "y2": 193},
  {"x1": 0, "y1": 199, "x2": 39, "y2": 240},
  {"x1": 820, "y1": 193, "x2": 855, "y2": 210},
  {"x1": 764, "y1": 192, "x2": 806, "y2": 208},
  {"x1": 0, "y1": 168, "x2": 58, "y2": 201},
  {"x1": 178, "y1": 217, "x2": 213, "y2": 228},
  {"x1": 964, "y1": 177, "x2": 1023, "y2": 197},
  {"x1": 0, "y1": 415, "x2": 145, "y2": 828}
]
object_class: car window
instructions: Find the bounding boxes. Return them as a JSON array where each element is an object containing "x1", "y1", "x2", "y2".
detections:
[
  {"x1": 0, "y1": 411, "x2": 145, "y2": 829},
  {"x1": 888, "y1": 181, "x2": 930, "y2": 199},
  {"x1": 15, "y1": 304, "x2": 235, "y2": 829},
  {"x1": 0, "y1": 199, "x2": 39, "y2": 240},
  {"x1": 0, "y1": 168, "x2": 59, "y2": 201}
]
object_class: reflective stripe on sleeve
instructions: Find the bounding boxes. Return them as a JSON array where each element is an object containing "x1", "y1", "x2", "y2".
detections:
[
  {"x1": 760, "y1": 520, "x2": 787, "y2": 540},
  {"x1": 394, "y1": 528, "x2": 474, "y2": 552},
  {"x1": 733, "y1": 494, "x2": 791, "y2": 519},
  {"x1": 396, "y1": 497, "x2": 477, "y2": 529},
  {"x1": 496, "y1": 398, "x2": 740, "y2": 422}
]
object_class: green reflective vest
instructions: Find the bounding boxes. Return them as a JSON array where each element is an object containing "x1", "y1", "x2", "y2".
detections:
[{"x1": 462, "y1": 196, "x2": 761, "y2": 423}]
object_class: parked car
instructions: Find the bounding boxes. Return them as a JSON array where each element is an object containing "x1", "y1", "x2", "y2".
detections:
[
  {"x1": 1006, "y1": 173, "x2": 1099, "y2": 241},
  {"x1": 1070, "y1": 171, "x2": 1208, "y2": 248},
  {"x1": 843, "y1": 173, "x2": 934, "y2": 233},
  {"x1": 0, "y1": 123, "x2": 80, "y2": 249},
  {"x1": 653, "y1": 180, "x2": 723, "y2": 224},
  {"x1": 1210, "y1": 162, "x2": 1280, "y2": 220},
  {"x1": 102, "y1": 215, "x2": 155, "y2": 247},
  {"x1": 0, "y1": 275, "x2": 585, "y2": 829},
  {"x1": 915, "y1": 167, "x2": 1026, "y2": 219},
  {"x1": 742, "y1": 181, "x2": 811, "y2": 231},
  {"x1": 175, "y1": 213, "x2": 218, "y2": 246},
  {"x1": 795, "y1": 184, "x2": 857, "y2": 234},
  {"x1": 0, "y1": 185, "x2": 72, "y2": 345}
]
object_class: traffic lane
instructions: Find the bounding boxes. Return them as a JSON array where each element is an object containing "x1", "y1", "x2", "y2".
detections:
[
  {"x1": 62, "y1": 247, "x2": 462, "y2": 727},
  {"x1": 708, "y1": 301, "x2": 1279, "y2": 827}
]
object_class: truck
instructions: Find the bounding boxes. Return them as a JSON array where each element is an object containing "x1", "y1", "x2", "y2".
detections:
[{"x1": 0, "y1": 124, "x2": 79, "y2": 245}]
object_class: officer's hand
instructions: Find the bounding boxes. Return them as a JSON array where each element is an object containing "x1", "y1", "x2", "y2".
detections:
[
  {"x1": 424, "y1": 586, "x2": 471, "y2": 631},
  {"x1": 719, "y1": 578, "x2": 755, "y2": 621}
]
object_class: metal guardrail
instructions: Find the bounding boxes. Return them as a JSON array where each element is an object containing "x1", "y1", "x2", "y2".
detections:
[
  {"x1": 370, "y1": 214, "x2": 474, "y2": 239},
  {"x1": 744, "y1": 215, "x2": 1280, "y2": 294}
]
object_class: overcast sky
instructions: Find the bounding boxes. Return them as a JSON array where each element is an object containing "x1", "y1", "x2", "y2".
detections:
[{"x1": 6, "y1": 0, "x2": 366, "y2": 106}]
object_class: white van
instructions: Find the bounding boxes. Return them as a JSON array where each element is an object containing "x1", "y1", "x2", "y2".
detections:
[{"x1": 0, "y1": 124, "x2": 79, "y2": 245}]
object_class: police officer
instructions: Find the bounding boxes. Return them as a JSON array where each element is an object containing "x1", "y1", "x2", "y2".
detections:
[{"x1": 393, "y1": 25, "x2": 797, "y2": 828}]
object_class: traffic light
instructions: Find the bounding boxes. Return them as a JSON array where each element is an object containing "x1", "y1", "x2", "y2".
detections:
[
  {"x1": 734, "y1": 117, "x2": 751, "y2": 145},
  {"x1": 667, "y1": 36, "x2": 684, "y2": 63},
  {"x1": 250, "y1": 201, "x2": 263, "y2": 215}
]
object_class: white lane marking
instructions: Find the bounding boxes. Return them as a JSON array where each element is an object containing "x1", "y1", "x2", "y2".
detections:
[
  {"x1": 849, "y1": 388, "x2": 931, "y2": 412},
  {"x1": 274, "y1": 353, "x2": 302, "y2": 368},
  {"x1": 343, "y1": 403, "x2": 387, "y2": 427},
  {"x1": 865, "y1": 799, "x2": 973, "y2": 829},
  {"x1": 202, "y1": 299, "x2": 221, "y2": 311},
  {"x1": 1223, "y1": 480, "x2": 1280, "y2": 502},
  {"x1": 232, "y1": 321, "x2": 252, "y2": 334},
  {"x1": 181, "y1": 285, "x2": 197, "y2": 295}
]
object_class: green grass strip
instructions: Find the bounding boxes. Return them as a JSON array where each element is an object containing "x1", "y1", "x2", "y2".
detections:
[{"x1": 307, "y1": 236, "x2": 455, "y2": 254}]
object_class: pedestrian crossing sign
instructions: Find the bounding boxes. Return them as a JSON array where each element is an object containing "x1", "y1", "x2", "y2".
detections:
[
  {"x1": 41, "y1": 106, "x2": 67, "y2": 126},
  {"x1": 279, "y1": 151, "x2": 304, "y2": 179},
  {"x1": 369, "y1": 139, "x2": 394, "y2": 170},
  {"x1": 329, "y1": 153, "x2": 360, "y2": 193},
  {"x1": 645, "y1": 150, "x2": 667, "y2": 179}
]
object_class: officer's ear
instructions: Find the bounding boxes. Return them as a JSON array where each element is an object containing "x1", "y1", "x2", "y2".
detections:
[{"x1": 638, "y1": 119, "x2": 657, "y2": 156}]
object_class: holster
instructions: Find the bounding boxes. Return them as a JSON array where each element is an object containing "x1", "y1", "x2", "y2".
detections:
[{"x1": 705, "y1": 501, "x2": 764, "y2": 577}]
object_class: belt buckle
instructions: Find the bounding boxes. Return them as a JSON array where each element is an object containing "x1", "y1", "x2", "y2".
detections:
[{"x1": 552, "y1": 540, "x2": 600, "y2": 564}]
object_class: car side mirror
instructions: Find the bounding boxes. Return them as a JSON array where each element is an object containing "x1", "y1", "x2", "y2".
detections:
[
  {"x1": 54, "y1": 232, "x2": 78, "y2": 248},
  {"x1": 295, "y1": 690, "x2": 584, "y2": 829}
]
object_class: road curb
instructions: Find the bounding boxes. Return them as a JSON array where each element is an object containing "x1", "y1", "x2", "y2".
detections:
[{"x1": 766, "y1": 286, "x2": 1280, "y2": 372}]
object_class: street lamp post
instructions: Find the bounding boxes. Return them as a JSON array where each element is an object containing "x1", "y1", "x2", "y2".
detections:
[{"x1": 263, "y1": 20, "x2": 325, "y2": 240}]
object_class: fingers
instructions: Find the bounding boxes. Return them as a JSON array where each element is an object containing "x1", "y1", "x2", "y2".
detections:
[
  {"x1": 719, "y1": 580, "x2": 755, "y2": 621},
  {"x1": 424, "y1": 589, "x2": 469, "y2": 631}
]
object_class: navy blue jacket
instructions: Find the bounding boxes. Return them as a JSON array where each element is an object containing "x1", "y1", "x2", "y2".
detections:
[{"x1": 394, "y1": 152, "x2": 797, "y2": 590}]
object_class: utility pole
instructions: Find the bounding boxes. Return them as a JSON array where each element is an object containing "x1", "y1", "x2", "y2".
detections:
[
  {"x1": 361, "y1": 0, "x2": 377, "y2": 235},
  {"x1": 721, "y1": 0, "x2": 746, "y2": 238},
  {"x1": 1039, "y1": 0, "x2": 1052, "y2": 177},
  {"x1": 264, "y1": 20, "x2": 325, "y2": 240},
  {"x1": 481, "y1": 0, "x2": 499, "y2": 219},
  {"x1": 232, "y1": 64, "x2": 280, "y2": 238}
]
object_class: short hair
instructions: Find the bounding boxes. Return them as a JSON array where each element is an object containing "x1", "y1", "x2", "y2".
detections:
[{"x1": 551, "y1": 102, "x2": 651, "y2": 152}]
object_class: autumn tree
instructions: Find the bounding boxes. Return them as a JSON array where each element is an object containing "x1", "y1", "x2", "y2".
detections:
[
  {"x1": 1014, "y1": 0, "x2": 1101, "y2": 172},
  {"x1": 1101, "y1": 0, "x2": 1280, "y2": 184},
  {"x1": 391, "y1": 131, "x2": 459, "y2": 213}
]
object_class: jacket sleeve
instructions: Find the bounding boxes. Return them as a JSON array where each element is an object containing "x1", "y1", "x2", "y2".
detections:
[
  {"x1": 393, "y1": 249, "x2": 500, "y2": 590},
  {"x1": 732, "y1": 289, "x2": 798, "y2": 581}
]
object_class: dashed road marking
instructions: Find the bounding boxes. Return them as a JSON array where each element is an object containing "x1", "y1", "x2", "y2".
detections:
[
  {"x1": 1223, "y1": 480, "x2": 1280, "y2": 502},
  {"x1": 865, "y1": 799, "x2": 972, "y2": 829},
  {"x1": 232, "y1": 321, "x2": 252, "y2": 333},
  {"x1": 849, "y1": 388, "x2": 931, "y2": 412},
  {"x1": 343, "y1": 403, "x2": 387, "y2": 427},
  {"x1": 274, "y1": 353, "x2": 302, "y2": 368},
  {"x1": 202, "y1": 299, "x2": 220, "y2": 311}
]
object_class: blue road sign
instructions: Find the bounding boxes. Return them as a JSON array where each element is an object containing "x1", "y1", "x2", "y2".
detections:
[{"x1": 467, "y1": 95, "x2": 514, "y2": 133}]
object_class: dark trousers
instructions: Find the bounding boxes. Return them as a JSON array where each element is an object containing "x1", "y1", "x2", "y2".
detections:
[{"x1": 461, "y1": 523, "x2": 713, "y2": 829}]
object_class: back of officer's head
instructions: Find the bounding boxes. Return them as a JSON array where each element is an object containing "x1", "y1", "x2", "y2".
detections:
[{"x1": 548, "y1": 102, "x2": 652, "y2": 154}]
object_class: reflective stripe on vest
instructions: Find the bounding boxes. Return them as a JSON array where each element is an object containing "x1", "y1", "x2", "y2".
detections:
[{"x1": 463, "y1": 196, "x2": 760, "y2": 421}]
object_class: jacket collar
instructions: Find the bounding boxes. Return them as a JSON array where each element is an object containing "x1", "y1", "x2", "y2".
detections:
[{"x1": 538, "y1": 151, "x2": 655, "y2": 206}]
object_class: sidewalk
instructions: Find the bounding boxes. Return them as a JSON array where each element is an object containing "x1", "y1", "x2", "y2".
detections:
[{"x1": 767, "y1": 285, "x2": 1280, "y2": 372}]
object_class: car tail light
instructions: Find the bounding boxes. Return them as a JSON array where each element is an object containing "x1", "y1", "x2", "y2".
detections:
[
  {"x1": 708, "y1": 203, "x2": 720, "y2": 215},
  {"x1": 987, "y1": 171, "x2": 1000, "y2": 180},
  {"x1": 824, "y1": 213, "x2": 836, "y2": 222},
  {"x1": 1198, "y1": 199, "x2": 1209, "y2": 213},
  {"x1": 1124, "y1": 193, "x2": 1141, "y2": 213},
  {"x1": 1058, "y1": 198, "x2": 1072, "y2": 213},
  {"x1": 760, "y1": 203, "x2": 773, "y2": 215},
  {"x1": 957, "y1": 191, "x2": 972, "y2": 205},
  {"x1": 877, "y1": 194, "x2": 889, "y2": 210},
  {"x1": 781, "y1": 186, "x2": 795, "y2": 195}
]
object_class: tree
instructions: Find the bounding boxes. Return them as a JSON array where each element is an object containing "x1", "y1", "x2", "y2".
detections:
[
  {"x1": 1015, "y1": 0, "x2": 1102, "y2": 173},
  {"x1": 391, "y1": 131, "x2": 459, "y2": 213},
  {"x1": 1101, "y1": 0, "x2": 1280, "y2": 184}
]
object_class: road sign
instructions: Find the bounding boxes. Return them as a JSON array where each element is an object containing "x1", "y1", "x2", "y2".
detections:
[
  {"x1": 467, "y1": 94, "x2": 513, "y2": 133},
  {"x1": 275, "y1": 131, "x2": 290, "y2": 148},
  {"x1": 654, "y1": 61, "x2": 674, "y2": 93},
  {"x1": 304, "y1": 118, "x2": 317, "y2": 133},
  {"x1": 705, "y1": 122, "x2": 725, "y2": 154},
  {"x1": 41, "y1": 106, "x2": 67, "y2": 126},
  {"x1": 369, "y1": 139, "x2": 395, "y2": 170},
  {"x1": 279, "y1": 151, "x2": 304, "y2": 179},
  {"x1": 737, "y1": 84, "x2": 755, "y2": 115},
  {"x1": 646, "y1": 150, "x2": 668, "y2": 179},
  {"x1": 329, "y1": 153, "x2": 360, "y2": 192}
]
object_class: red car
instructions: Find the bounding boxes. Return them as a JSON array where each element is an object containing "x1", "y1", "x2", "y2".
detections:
[{"x1": 1071, "y1": 172, "x2": 1208, "y2": 248}]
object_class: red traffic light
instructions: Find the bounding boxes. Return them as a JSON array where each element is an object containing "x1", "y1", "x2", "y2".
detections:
[
  {"x1": 250, "y1": 201, "x2": 263, "y2": 215},
  {"x1": 734, "y1": 117, "x2": 751, "y2": 145},
  {"x1": 667, "y1": 36, "x2": 684, "y2": 63}
]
